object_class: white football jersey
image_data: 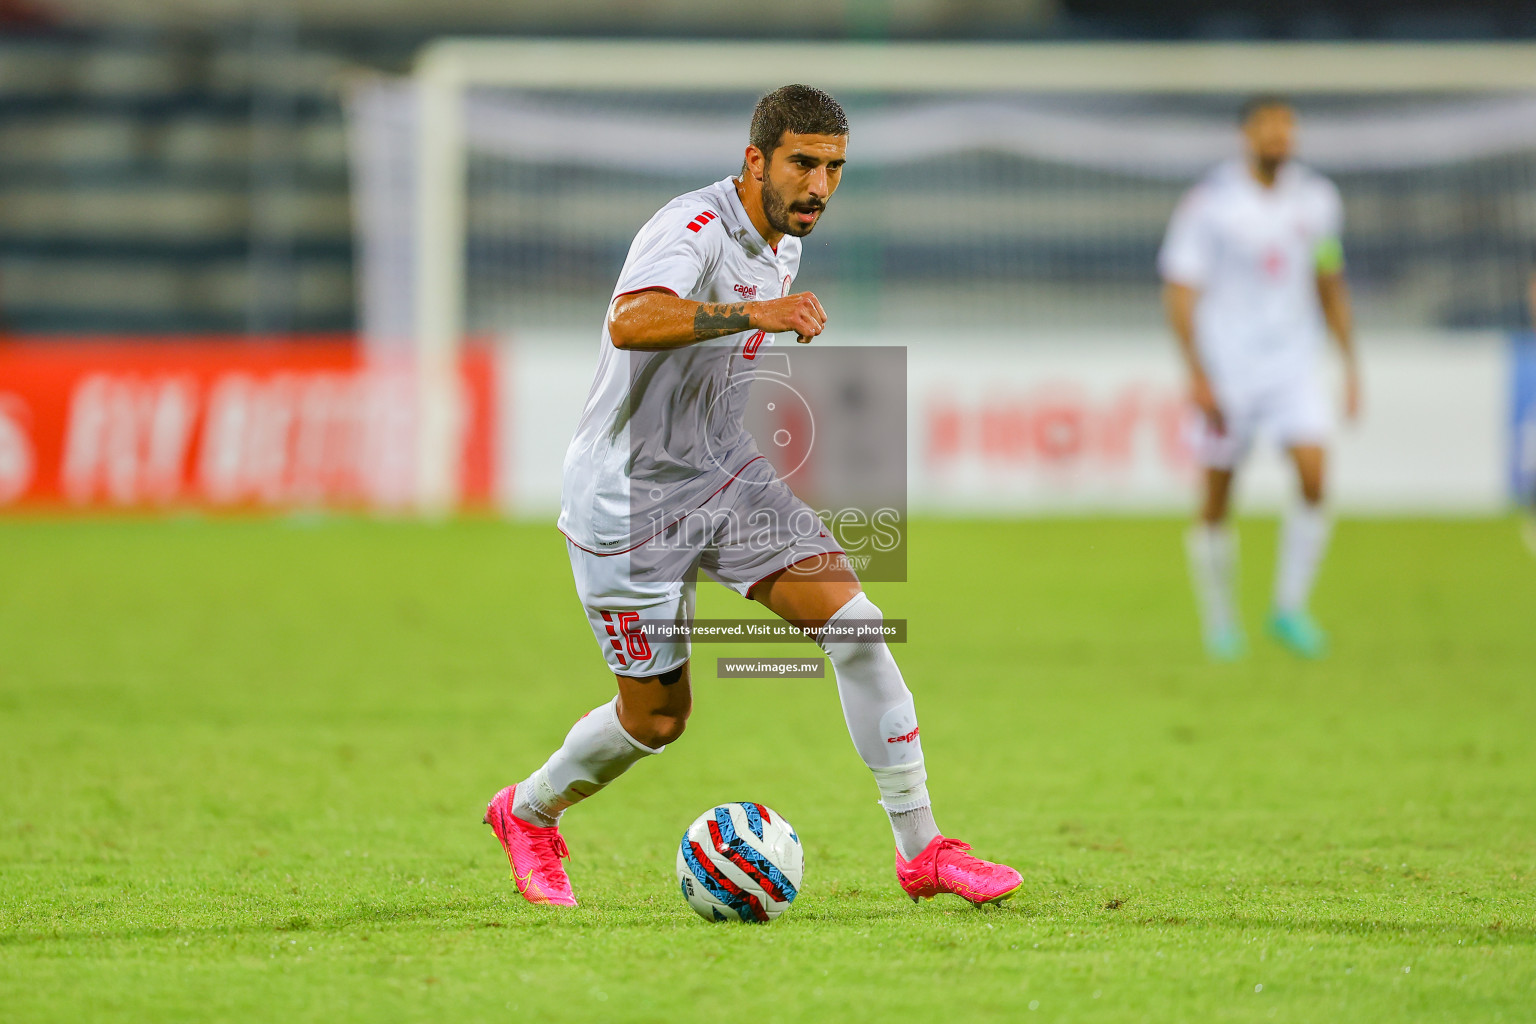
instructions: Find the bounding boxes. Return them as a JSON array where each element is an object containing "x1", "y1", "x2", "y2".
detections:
[
  {"x1": 559, "y1": 176, "x2": 803, "y2": 553},
  {"x1": 1159, "y1": 159, "x2": 1344, "y2": 387}
]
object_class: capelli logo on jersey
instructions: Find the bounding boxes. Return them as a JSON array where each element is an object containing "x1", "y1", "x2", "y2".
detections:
[
  {"x1": 887, "y1": 726, "x2": 921, "y2": 744},
  {"x1": 733, "y1": 283, "x2": 758, "y2": 300}
]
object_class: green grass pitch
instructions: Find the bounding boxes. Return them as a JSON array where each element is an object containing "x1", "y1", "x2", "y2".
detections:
[{"x1": 2, "y1": 516, "x2": 1534, "y2": 1022}]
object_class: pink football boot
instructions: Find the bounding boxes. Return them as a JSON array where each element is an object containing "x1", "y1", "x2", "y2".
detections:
[
  {"x1": 483, "y1": 785, "x2": 577, "y2": 907},
  {"x1": 896, "y1": 836, "x2": 1023, "y2": 905}
]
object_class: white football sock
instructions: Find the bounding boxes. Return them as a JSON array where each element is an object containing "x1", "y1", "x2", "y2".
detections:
[
  {"x1": 1275, "y1": 502, "x2": 1332, "y2": 614},
  {"x1": 876, "y1": 760, "x2": 939, "y2": 860},
  {"x1": 511, "y1": 697, "x2": 661, "y2": 827},
  {"x1": 1186, "y1": 523, "x2": 1239, "y2": 640},
  {"x1": 821, "y1": 592, "x2": 940, "y2": 860},
  {"x1": 888, "y1": 804, "x2": 940, "y2": 862}
]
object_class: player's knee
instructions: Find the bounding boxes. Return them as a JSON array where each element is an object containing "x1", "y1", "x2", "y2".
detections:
[
  {"x1": 616, "y1": 680, "x2": 691, "y2": 748},
  {"x1": 821, "y1": 594, "x2": 886, "y2": 662},
  {"x1": 1301, "y1": 477, "x2": 1325, "y2": 505},
  {"x1": 641, "y1": 708, "x2": 690, "y2": 747},
  {"x1": 616, "y1": 702, "x2": 689, "y2": 748},
  {"x1": 846, "y1": 595, "x2": 883, "y2": 629},
  {"x1": 1201, "y1": 479, "x2": 1233, "y2": 523}
]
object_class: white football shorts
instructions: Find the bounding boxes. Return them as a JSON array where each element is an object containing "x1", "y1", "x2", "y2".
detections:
[
  {"x1": 1191, "y1": 371, "x2": 1332, "y2": 470},
  {"x1": 564, "y1": 456, "x2": 845, "y2": 677}
]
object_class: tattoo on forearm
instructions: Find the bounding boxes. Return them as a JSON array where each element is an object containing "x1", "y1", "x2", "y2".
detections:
[{"x1": 692, "y1": 302, "x2": 752, "y2": 340}]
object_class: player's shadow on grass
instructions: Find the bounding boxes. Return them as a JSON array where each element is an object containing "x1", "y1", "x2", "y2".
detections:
[
  {"x1": 786, "y1": 899, "x2": 1032, "y2": 924},
  {"x1": 1, "y1": 891, "x2": 1038, "y2": 946}
]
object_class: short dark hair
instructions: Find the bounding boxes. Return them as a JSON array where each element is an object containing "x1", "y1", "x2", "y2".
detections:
[
  {"x1": 748, "y1": 84, "x2": 849, "y2": 159},
  {"x1": 1240, "y1": 93, "x2": 1292, "y2": 124}
]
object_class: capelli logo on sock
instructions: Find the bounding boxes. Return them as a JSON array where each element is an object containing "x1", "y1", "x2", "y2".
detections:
[{"x1": 887, "y1": 726, "x2": 920, "y2": 744}]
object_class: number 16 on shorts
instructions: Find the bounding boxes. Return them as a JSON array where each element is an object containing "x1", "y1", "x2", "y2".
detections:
[{"x1": 599, "y1": 610, "x2": 654, "y2": 667}]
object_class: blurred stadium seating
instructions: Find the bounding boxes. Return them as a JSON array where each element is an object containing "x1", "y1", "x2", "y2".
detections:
[
  {"x1": 1, "y1": 5, "x2": 1533, "y2": 517},
  {"x1": 0, "y1": 31, "x2": 362, "y2": 333},
  {"x1": 2, "y1": 2, "x2": 1534, "y2": 336}
]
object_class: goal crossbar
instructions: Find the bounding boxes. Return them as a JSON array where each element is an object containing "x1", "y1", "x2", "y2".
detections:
[
  {"x1": 417, "y1": 40, "x2": 1536, "y2": 93},
  {"x1": 407, "y1": 40, "x2": 1536, "y2": 514}
]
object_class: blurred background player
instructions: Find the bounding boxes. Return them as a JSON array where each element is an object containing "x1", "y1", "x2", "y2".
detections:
[
  {"x1": 1159, "y1": 96, "x2": 1360, "y2": 660},
  {"x1": 482, "y1": 85, "x2": 1021, "y2": 910}
]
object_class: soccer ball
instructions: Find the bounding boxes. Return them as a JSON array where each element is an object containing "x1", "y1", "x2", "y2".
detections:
[{"x1": 675, "y1": 802, "x2": 803, "y2": 923}]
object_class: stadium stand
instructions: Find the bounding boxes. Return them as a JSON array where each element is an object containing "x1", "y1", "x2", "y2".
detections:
[{"x1": 0, "y1": 31, "x2": 356, "y2": 333}]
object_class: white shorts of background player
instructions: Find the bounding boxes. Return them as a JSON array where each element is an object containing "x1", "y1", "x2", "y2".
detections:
[{"x1": 1189, "y1": 368, "x2": 1332, "y2": 471}]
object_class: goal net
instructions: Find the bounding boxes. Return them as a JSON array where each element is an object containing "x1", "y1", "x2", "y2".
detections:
[{"x1": 347, "y1": 41, "x2": 1536, "y2": 512}]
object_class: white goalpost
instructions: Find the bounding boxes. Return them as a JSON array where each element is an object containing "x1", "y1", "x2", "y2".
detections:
[{"x1": 349, "y1": 40, "x2": 1536, "y2": 514}]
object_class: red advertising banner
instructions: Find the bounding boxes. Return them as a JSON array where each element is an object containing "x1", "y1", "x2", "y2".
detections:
[{"x1": 0, "y1": 339, "x2": 494, "y2": 511}]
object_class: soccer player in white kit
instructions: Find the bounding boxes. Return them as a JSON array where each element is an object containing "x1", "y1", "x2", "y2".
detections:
[
  {"x1": 1159, "y1": 96, "x2": 1360, "y2": 660},
  {"x1": 483, "y1": 85, "x2": 1022, "y2": 908}
]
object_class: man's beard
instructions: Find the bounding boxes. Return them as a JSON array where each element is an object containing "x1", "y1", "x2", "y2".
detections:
[
  {"x1": 1255, "y1": 153, "x2": 1287, "y2": 179},
  {"x1": 762, "y1": 176, "x2": 825, "y2": 238}
]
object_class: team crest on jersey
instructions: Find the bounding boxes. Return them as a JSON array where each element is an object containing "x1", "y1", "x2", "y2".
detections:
[{"x1": 1262, "y1": 247, "x2": 1287, "y2": 278}]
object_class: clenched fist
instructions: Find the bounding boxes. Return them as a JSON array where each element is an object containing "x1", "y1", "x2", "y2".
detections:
[{"x1": 752, "y1": 292, "x2": 827, "y2": 344}]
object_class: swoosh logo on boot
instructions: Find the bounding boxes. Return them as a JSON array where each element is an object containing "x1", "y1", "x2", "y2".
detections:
[{"x1": 514, "y1": 866, "x2": 546, "y2": 901}]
